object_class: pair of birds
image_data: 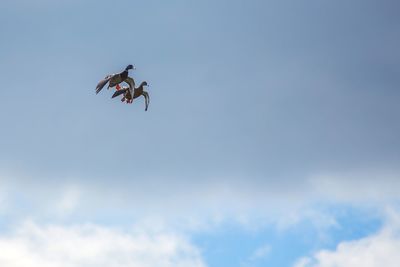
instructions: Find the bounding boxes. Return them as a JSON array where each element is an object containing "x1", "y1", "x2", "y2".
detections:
[{"x1": 95, "y1": 65, "x2": 150, "y2": 111}]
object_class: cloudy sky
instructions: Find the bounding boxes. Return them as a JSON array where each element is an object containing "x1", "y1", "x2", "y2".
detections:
[{"x1": 0, "y1": 0, "x2": 399, "y2": 266}]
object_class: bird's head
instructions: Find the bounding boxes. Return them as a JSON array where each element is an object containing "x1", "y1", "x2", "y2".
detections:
[
  {"x1": 125, "y1": 64, "x2": 135, "y2": 71},
  {"x1": 141, "y1": 81, "x2": 148, "y2": 87}
]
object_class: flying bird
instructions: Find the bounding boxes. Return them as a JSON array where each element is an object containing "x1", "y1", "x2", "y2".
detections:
[
  {"x1": 95, "y1": 65, "x2": 135, "y2": 94},
  {"x1": 112, "y1": 77, "x2": 150, "y2": 111}
]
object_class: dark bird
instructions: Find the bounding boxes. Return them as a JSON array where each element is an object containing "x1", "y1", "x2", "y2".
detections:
[
  {"x1": 112, "y1": 77, "x2": 150, "y2": 111},
  {"x1": 95, "y1": 65, "x2": 135, "y2": 94}
]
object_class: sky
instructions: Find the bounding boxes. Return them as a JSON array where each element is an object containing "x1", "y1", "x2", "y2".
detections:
[{"x1": 0, "y1": 0, "x2": 400, "y2": 266}]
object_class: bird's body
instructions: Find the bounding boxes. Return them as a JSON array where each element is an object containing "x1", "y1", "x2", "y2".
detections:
[
  {"x1": 132, "y1": 82, "x2": 145, "y2": 99},
  {"x1": 108, "y1": 69, "x2": 129, "y2": 88},
  {"x1": 96, "y1": 65, "x2": 134, "y2": 94},
  {"x1": 112, "y1": 78, "x2": 150, "y2": 111}
]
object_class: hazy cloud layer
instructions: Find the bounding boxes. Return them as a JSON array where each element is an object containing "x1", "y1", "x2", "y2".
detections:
[{"x1": 1, "y1": 168, "x2": 398, "y2": 229}]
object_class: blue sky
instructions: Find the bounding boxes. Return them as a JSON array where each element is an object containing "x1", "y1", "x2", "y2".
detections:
[{"x1": 0, "y1": 0, "x2": 400, "y2": 266}]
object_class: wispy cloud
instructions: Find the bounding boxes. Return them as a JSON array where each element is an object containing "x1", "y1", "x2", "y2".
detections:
[
  {"x1": 249, "y1": 244, "x2": 271, "y2": 261},
  {"x1": 309, "y1": 170, "x2": 400, "y2": 203},
  {"x1": 55, "y1": 184, "x2": 82, "y2": 217},
  {"x1": 294, "y1": 208, "x2": 400, "y2": 267},
  {"x1": 240, "y1": 244, "x2": 271, "y2": 267}
]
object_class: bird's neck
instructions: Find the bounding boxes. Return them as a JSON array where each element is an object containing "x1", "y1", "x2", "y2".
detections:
[{"x1": 121, "y1": 71, "x2": 128, "y2": 80}]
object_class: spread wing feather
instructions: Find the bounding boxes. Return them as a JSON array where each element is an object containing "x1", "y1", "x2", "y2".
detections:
[
  {"x1": 112, "y1": 88, "x2": 128, "y2": 98},
  {"x1": 96, "y1": 75, "x2": 113, "y2": 94},
  {"x1": 124, "y1": 77, "x2": 136, "y2": 90}
]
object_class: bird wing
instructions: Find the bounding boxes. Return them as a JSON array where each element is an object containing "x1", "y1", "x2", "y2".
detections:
[
  {"x1": 124, "y1": 77, "x2": 136, "y2": 91},
  {"x1": 143, "y1": 91, "x2": 150, "y2": 111},
  {"x1": 112, "y1": 88, "x2": 128, "y2": 98},
  {"x1": 108, "y1": 73, "x2": 123, "y2": 88},
  {"x1": 96, "y1": 74, "x2": 113, "y2": 94}
]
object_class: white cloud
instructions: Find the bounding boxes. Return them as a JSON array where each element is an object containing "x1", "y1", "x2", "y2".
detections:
[
  {"x1": 0, "y1": 221, "x2": 206, "y2": 267},
  {"x1": 293, "y1": 209, "x2": 400, "y2": 267}
]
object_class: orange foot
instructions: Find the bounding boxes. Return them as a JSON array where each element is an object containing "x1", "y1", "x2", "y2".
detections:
[{"x1": 116, "y1": 84, "x2": 121, "y2": 90}]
